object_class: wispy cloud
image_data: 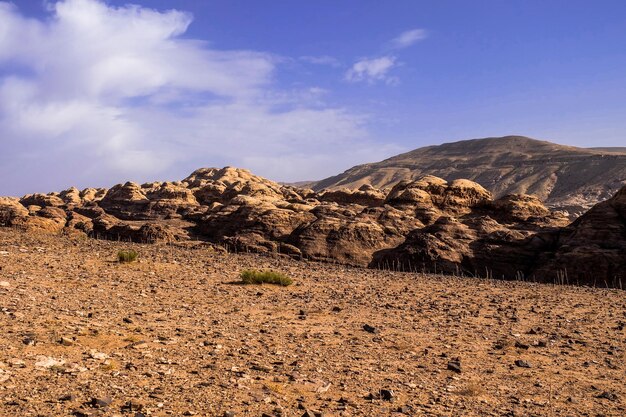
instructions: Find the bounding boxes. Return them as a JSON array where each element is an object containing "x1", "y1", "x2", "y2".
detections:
[
  {"x1": 300, "y1": 55, "x2": 342, "y2": 67},
  {"x1": 390, "y1": 28, "x2": 428, "y2": 49},
  {"x1": 345, "y1": 56, "x2": 398, "y2": 84},
  {"x1": 0, "y1": 0, "x2": 387, "y2": 195}
]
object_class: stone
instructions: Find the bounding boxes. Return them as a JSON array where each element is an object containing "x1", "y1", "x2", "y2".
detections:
[
  {"x1": 59, "y1": 394, "x2": 77, "y2": 402},
  {"x1": 121, "y1": 400, "x2": 144, "y2": 412},
  {"x1": 34, "y1": 356, "x2": 65, "y2": 369},
  {"x1": 60, "y1": 337, "x2": 74, "y2": 346},
  {"x1": 362, "y1": 324, "x2": 378, "y2": 334},
  {"x1": 90, "y1": 396, "x2": 112, "y2": 408},
  {"x1": 447, "y1": 360, "x2": 462, "y2": 373},
  {"x1": 514, "y1": 341, "x2": 530, "y2": 350},
  {"x1": 514, "y1": 360, "x2": 531, "y2": 368},
  {"x1": 380, "y1": 389, "x2": 395, "y2": 401},
  {"x1": 596, "y1": 391, "x2": 618, "y2": 401}
]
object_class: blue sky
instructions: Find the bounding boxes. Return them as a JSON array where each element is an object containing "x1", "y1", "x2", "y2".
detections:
[{"x1": 1, "y1": 0, "x2": 625, "y2": 195}]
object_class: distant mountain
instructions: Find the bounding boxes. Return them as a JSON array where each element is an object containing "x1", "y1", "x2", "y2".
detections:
[
  {"x1": 587, "y1": 147, "x2": 626, "y2": 154},
  {"x1": 312, "y1": 136, "x2": 626, "y2": 215}
]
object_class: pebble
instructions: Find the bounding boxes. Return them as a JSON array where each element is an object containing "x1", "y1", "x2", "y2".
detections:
[
  {"x1": 362, "y1": 324, "x2": 378, "y2": 334},
  {"x1": 447, "y1": 360, "x2": 462, "y2": 373},
  {"x1": 514, "y1": 359, "x2": 531, "y2": 368},
  {"x1": 34, "y1": 356, "x2": 65, "y2": 369},
  {"x1": 90, "y1": 396, "x2": 112, "y2": 408},
  {"x1": 380, "y1": 389, "x2": 395, "y2": 401},
  {"x1": 60, "y1": 337, "x2": 74, "y2": 346},
  {"x1": 8, "y1": 359, "x2": 25, "y2": 368},
  {"x1": 596, "y1": 391, "x2": 618, "y2": 401}
]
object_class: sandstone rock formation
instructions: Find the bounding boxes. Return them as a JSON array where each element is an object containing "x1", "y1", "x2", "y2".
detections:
[
  {"x1": 531, "y1": 186, "x2": 626, "y2": 286},
  {"x1": 0, "y1": 166, "x2": 624, "y2": 287},
  {"x1": 311, "y1": 136, "x2": 626, "y2": 216}
]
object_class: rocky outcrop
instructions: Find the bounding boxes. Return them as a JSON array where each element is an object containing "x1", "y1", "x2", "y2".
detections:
[
  {"x1": 530, "y1": 187, "x2": 626, "y2": 286},
  {"x1": 0, "y1": 197, "x2": 29, "y2": 225},
  {"x1": 1, "y1": 167, "x2": 624, "y2": 287}
]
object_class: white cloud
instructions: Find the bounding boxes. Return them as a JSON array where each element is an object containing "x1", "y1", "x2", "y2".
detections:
[
  {"x1": 300, "y1": 55, "x2": 341, "y2": 67},
  {"x1": 390, "y1": 28, "x2": 427, "y2": 49},
  {"x1": 345, "y1": 56, "x2": 398, "y2": 84},
  {"x1": 0, "y1": 0, "x2": 379, "y2": 195}
]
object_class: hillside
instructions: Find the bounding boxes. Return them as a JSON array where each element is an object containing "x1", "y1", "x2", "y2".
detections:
[{"x1": 312, "y1": 136, "x2": 626, "y2": 215}]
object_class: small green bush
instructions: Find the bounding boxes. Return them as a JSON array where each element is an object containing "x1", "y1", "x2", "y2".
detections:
[
  {"x1": 240, "y1": 269, "x2": 293, "y2": 286},
  {"x1": 117, "y1": 249, "x2": 138, "y2": 263}
]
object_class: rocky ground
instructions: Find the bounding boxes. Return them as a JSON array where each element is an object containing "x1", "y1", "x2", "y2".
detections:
[{"x1": 0, "y1": 228, "x2": 624, "y2": 417}]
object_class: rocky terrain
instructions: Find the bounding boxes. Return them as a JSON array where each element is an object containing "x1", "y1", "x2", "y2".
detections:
[
  {"x1": 1, "y1": 166, "x2": 625, "y2": 288},
  {"x1": 0, "y1": 229, "x2": 624, "y2": 416},
  {"x1": 312, "y1": 136, "x2": 626, "y2": 215}
]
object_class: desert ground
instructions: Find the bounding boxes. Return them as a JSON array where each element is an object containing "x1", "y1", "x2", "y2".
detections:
[{"x1": 0, "y1": 228, "x2": 624, "y2": 417}]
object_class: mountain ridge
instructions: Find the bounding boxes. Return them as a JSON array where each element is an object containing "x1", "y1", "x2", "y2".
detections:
[{"x1": 312, "y1": 136, "x2": 626, "y2": 216}]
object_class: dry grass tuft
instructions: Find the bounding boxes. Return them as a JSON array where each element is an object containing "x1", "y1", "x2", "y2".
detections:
[
  {"x1": 117, "y1": 249, "x2": 138, "y2": 263},
  {"x1": 240, "y1": 269, "x2": 293, "y2": 286}
]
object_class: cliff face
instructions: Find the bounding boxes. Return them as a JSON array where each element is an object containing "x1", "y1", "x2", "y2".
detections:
[
  {"x1": 1, "y1": 166, "x2": 624, "y2": 287},
  {"x1": 312, "y1": 136, "x2": 626, "y2": 217}
]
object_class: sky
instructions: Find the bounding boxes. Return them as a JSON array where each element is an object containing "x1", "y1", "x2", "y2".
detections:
[{"x1": 1, "y1": 0, "x2": 625, "y2": 195}]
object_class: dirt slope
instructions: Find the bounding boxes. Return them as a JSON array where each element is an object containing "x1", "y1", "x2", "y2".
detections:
[
  {"x1": 0, "y1": 229, "x2": 624, "y2": 416},
  {"x1": 313, "y1": 136, "x2": 626, "y2": 215}
]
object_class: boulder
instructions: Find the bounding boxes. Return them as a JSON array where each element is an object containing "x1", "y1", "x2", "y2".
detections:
[{"x1": 20, "y1": 193, "x2": 65, "y2": 208}]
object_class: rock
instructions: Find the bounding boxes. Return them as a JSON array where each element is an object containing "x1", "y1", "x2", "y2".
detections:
[
  {"x1": 317, "y1": 188, "x2": 385, "y2": 207},
  {"x1": 19, "y1": 193, "x2": 65, "y2": 208},
  {"x1": 89, "y1": 350, "x2": 108, "y2": 360},
  {"x1": 34, "y1": 356, "x2": 65, "y2": 368},
  {"x1": 596, "y1": 391, "x2": 618, "y2": 401},
  {"x1": 380, "y1": 389, "x2": 395, "y2": 401},
  {"x1": 447, "y1": 360, "x2": 462, "y2": 373},
  {"x1": 2, "y1": 165, "x2": 625, "y2": 287},
  {"x1": 397, "y1": 405, "x2": 411, "y2": 414},
  {"x1": 121, "y1": 400, "x2": 144, "y2": 412},
  {"x1": 59, "y1": 337, "x2": 74, "y2": 346},
  {"x1": 492, "y1": 194, "x2": 550, "y2": 221},
  {"x1": 514, "y1": 341, "x2": 530, "y2": 350},
  {"x1": 0, "y1": 197, "x2": 28, "y2": 226},
  {"x1": 514, "y1": 360, "x2": 531, "y2": 368},
  {"x1": 8, "y1": 359, "x2": 25, "y2": 368},
  {"x1": 531, "y1": 186, "x2": 626, "y2": 286},
  {"x1": 362, "y1": 324, "x2": 378, "y2": 334},
  {"x1": 90, "y1": 396, "x2": 112, "y2": 408}
]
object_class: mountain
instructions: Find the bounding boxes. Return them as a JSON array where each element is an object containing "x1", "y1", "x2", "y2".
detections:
[{"x1": 312, "y1": 136, "x2": 626, "y2": 215}]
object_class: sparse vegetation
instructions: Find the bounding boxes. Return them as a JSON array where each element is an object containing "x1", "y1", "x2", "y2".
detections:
[
  {"x1": 240, "y1": 269, "x2": 293, "y2": 286},
  {"x1": 117, "y1": 249, "x2": 138, "y2": 263}
]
